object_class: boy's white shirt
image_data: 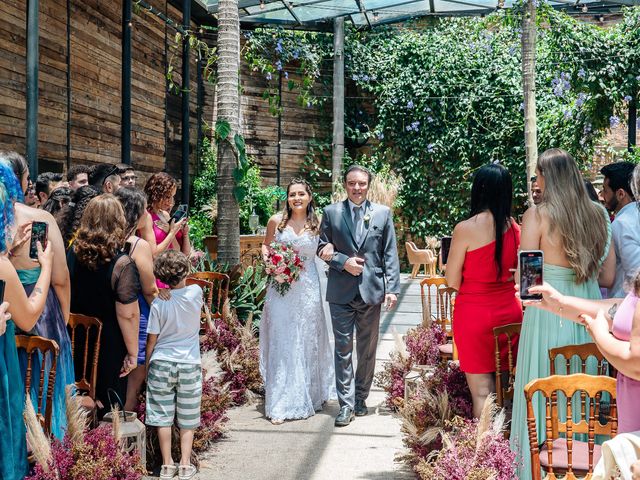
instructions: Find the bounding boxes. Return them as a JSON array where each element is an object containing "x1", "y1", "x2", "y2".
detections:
[{"x1": 147, "y1": 284, "x2": 203, "y2": 364}]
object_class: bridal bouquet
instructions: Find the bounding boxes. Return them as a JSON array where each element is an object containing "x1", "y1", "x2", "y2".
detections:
[{"x1": 264, "y1": 241, "x2": 304, "y2": 295}]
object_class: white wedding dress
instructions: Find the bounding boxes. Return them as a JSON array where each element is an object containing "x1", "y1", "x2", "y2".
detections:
[{"x1": 259, "y1": 227, "x2": 335, "y2": 421}]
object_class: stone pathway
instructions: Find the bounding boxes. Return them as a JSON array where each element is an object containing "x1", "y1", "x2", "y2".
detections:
[{"x1": 195, "y1": 274, "x2": 424, "y2": 480}]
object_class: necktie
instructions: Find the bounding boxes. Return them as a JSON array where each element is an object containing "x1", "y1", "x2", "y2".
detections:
[{"x1": 353, "y1": 206, "x2": 364, "y2": 244}]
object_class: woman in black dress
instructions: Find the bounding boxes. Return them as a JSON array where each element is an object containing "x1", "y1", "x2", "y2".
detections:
[{"x1": 67, "y1": 194, "x2": 140, "y2": 417}]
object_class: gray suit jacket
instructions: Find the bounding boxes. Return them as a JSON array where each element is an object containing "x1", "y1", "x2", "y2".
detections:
[{"x1": 318, "y1": 199, "x2": 400, "y2": 305}]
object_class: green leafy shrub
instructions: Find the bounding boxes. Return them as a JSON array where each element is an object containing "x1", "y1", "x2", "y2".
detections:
[{"x1": 343, "y1": 7, "x2": 639, "y2": 237}]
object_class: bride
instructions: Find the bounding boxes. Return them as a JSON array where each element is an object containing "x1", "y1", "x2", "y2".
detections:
[{"x1": 260, "y1": 178, "x2": 335, "y2": 425}]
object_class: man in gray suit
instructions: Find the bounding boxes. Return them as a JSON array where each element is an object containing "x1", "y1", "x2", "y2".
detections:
[{"x1": 318, "y1": 165, "x2": 401, "y2": 426}]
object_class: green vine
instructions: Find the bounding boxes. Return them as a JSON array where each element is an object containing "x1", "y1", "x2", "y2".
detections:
[
  {"x1": 242, "y1": 28, "x2": 333, "y2": 115},
  {"x1": 132, "y1": 0, "x2": 218, "y2": 94},
  {"x1": 214, "y1": 120, "x2": 252, "y2": 203},
  {"x1": 344, "y1": 7, "x2": 640, "y2": 238}
]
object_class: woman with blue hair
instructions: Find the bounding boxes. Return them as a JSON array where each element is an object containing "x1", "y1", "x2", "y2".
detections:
[
  {"x1": 1, "y1": 151, "x2": 73, "y2": 441},
  {"x1": 0, "y1": 159, "x2": 54, "y2": 479}
]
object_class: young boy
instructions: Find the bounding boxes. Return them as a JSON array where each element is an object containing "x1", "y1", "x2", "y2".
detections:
[{"x1": 145, "y1": 250, "x2": 203, "y2": 480}]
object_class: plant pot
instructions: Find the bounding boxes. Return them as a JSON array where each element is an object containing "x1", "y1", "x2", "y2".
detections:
[{"x1": 204, "y1": 235, "x2": 218, "y2": 261}]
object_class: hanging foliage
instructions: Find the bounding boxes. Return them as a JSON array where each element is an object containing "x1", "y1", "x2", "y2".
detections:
[
  {"x1": 242, "y1": 28, "x2": 333, "y2": 115},
  {"x1": 345, "y1": 6, "x2": 640, "y2": 237}
]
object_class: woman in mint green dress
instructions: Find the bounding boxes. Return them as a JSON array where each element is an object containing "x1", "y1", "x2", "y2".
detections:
[
  {"x1": 509, "y1": 149, "x2": 615, "y2": 480},
  {"x1": 0, "y1": 157, "x2": 55, "y2": 480}
]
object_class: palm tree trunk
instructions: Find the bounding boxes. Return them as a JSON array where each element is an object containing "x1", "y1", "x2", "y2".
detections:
[
  {"x1": 216, "y1": 0, "x2": 241, "y2": 264},
  {"x1": 522, "y1": 0, "x2": 538, "y2": 203}
]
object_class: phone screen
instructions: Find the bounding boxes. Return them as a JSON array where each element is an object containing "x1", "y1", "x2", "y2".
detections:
[
  {"x1": 0, "y1": 280, "x2": 5, "y2": 304},
  {"x1": 171, "y1": 204, "x2": 188, "y2": 223},
  {"x1": 519, "y1": 250, "x2": 544, "y2": 300},
  {"x1": 29, "y1": 221, "x2": 48, "y2": 260},
  {"x1": 441, "y1": 236, "x2": 452, "y2": 265}
]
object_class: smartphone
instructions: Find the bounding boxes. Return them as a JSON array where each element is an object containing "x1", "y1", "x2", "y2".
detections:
[
  {"x1": 171, "y1": 204, "x2": 188, "y2": 223},
  {"x1": 519, "y1": 250, "x2": 544, "y2": 300},
  {"x1": 29, "y1": 221, "x2": 48, "y2": 260},
  {"x1": 441, "y1": 236, "x2": 452, "y2": 265},
  {"x1": 0, "y1": 279, "x2": 5, "y2": 304}
]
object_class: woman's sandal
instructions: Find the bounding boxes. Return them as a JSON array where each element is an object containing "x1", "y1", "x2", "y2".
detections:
[
  {"x1": 270, "y1": 418, "x2": 285, "y2": 425},
  {"x1": 159, "y1": 464, "x2": 178, "y2": 479},
  {"x1": 178, "y1": 464, "x2": 198, "y2": 480}
]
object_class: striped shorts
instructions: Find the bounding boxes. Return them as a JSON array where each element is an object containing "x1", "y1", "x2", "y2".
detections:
[{"x1": 145, "y1": 359, "x2": 202, "y2": 430}]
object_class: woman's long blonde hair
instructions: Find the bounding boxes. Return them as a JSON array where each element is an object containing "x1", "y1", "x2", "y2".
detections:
[{"x1": 537, "y1": 148, "x2": 608, "y2": 283}]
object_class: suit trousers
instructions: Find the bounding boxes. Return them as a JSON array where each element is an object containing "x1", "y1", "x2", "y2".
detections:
[{"x1": 329, "y1": 295, "x2": 381, "y2": 409}]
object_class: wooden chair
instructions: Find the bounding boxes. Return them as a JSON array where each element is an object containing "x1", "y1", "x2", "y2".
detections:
[
  {"x1": 15, "y1": 335, "x2": 60, "y2": 435},
  {"x1": 186, "y1": 277, "x2": 214, "y2": 330},
  {"x1": 420, "y1": 277, "x2": 457, "y2": 360},
  {"x1": 493, "y1": 322, "x2": 522, "y2": 409},
  {"x1": 524, "y1": 373, "x2": 618, "y2": 480},
  {"x1": 187, "y1": 272, "x2": 230, "y2": 318},
  {"x1": 68, "y1": 313, "x2": 103, "y2": 417},
  {"x1": 406, "y1": 242, "x2": 437, "y2": 278},
  {"x1": 548, "y1": 343, "x2": 609, "y2": 377}
]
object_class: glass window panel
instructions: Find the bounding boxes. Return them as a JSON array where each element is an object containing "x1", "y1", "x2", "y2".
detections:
[
  {"x1": 293, "y1": 0, "x2": 360, "y2": 21},
  {"x1": 246, "y1": 1, "x2": 288, "y2": 14}
]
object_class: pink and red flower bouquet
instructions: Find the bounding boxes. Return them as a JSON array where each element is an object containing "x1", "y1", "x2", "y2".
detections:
[{"x1": 264, "y1": 241, "x2": 304, "y2": 295}]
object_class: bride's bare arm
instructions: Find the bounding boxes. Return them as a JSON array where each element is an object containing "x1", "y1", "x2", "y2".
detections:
[{"x1": 262, "y1": 215, "x2": 280, "y2": 261}]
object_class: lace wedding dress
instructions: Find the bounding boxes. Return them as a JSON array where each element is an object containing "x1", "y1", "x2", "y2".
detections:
[{"x1": 259, "y1": 227, "x2": 335, "y2": 421}]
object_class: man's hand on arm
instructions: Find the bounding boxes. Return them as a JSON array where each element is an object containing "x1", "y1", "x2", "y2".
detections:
[{"x1": 344, "y1": 257, "x2": 365, "y2": 276}]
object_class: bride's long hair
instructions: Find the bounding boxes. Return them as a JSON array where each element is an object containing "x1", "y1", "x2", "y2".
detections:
[
  {"x1": 537, "y1": 148, "x2": 608, "y2": 283},
  {"x1": 277, "y1": 178, "x2": 320, "y2": 234}
]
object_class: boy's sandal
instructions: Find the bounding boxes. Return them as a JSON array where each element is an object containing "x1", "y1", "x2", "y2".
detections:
[
  {"x1": 160, "y1": 464, "x2": 178, "y2": 479},
  {"x1": 178, "y1": 464, "x2": 197, "y2": 480}
]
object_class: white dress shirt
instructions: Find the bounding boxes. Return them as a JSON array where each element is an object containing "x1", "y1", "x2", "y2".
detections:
[{"x1": 610, "y1": 202, "x2": 640, "y2": 298}]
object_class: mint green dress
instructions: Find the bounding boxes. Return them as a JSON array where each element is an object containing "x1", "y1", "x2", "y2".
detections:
[{"x1": 510, "y1": 261, "x2": 609, "y2": 479}]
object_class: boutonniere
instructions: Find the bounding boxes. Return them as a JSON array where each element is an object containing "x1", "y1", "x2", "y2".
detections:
[{"x1": 363, "y1": 214, "x2": 371, "y2": 227}]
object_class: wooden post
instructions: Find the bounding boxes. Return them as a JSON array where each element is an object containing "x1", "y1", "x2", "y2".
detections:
[
  {"x1": 522, "y1": 0, "x2": 538, "y2": 202},
  {"x1": 181, "y1": 0, "x2": 191, "y2": 204},
  {"x1": 196, "y1": 49, "x2": 204, "y2": 175},
  {"x1": 332, "y1": 17, "x2": 345, "y2": 192},
  {"x1": 26, "y1": 0, "x2": 39, "y2": 176},
  {"x1": 629, "y1": 97, "x2": 637, "y2": 151},
  {"x1": 276, "y1": 71, "x2": 283, "y2": 210},
  {"x1": 122, "y1": 0, "x2": 132, "y2": 165}
]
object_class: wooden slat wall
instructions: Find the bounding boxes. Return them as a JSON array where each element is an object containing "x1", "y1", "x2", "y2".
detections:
[
  {"x1": 0, "y1": 0, "x2": 329, "y2": 188},
  {"x1": 131, "y1": 0, "x2": 167, "y2": 174},
  {"x1": 164, "y1": 2, "x2": 199, "y2": 188},
  {"x1": 40, "y1": 0, "x2": 68, "y2": 168},
  {"x1": 69, "y1": 0, "x2": 122, "y2": 166},
  {"x1": 0, "y1": 1, "x2": 27, "y2": 154}
]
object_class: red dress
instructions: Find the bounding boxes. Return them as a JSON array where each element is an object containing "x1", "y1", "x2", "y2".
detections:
[{"x1": 453, "y1": 223, "x2": 523, "y2": 374}]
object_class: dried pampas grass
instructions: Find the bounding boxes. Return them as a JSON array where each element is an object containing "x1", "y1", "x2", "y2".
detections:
[
  {"x1": 393, "y1": 329, "x2": 409, "y2": 362},
  {"x1": 331, "y1": 168, "x2": 403, "y2": 208},
  {"x1": 111, "y1": 405, "x2": 122, "y2": 441},
  {"x1": 24, "y1": 396, "x2": 51, "y2": 471},
  {"x1": 64, "y1": 385, "x2": 88, "y2": 447}
]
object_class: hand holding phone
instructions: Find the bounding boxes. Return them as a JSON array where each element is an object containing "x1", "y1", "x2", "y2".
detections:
[
  {"x1": 519, "y1": 250, "x2": 544, "y2": 300},
  {"x1": 29, "y1": 221, "x2": 48, "y2": 260},
  {"x1": 171, "y1": 204, "x2": 189, "y2": 223}
]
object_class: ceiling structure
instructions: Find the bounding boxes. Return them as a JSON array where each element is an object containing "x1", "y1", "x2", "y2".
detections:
[{"x1": 194, "y1": 0, "x2": 640, "y2": 29}]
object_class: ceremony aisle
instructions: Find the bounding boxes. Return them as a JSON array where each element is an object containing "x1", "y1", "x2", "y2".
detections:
[{"x1": 197, "y1": 275, "x2": 421, "y2": 480}]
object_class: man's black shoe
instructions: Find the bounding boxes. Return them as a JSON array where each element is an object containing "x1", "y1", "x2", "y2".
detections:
[
  {"x1": 354, "y1": 400, "x2": 368, "y2": 416},
  {"x1": 335, "y1": 406, "x2": 355, "y2": 427}
]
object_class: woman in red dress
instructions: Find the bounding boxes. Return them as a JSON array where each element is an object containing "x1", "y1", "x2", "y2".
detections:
[{"x1": 445, "y1": 163, "x2": 522, "y2": 418}]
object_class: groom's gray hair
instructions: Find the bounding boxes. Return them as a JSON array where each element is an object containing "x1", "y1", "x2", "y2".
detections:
[{"x1": 343, "y1": 164, "x2": 372, "y2": 184}]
